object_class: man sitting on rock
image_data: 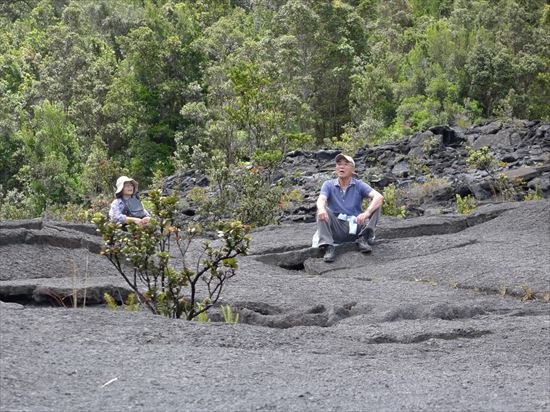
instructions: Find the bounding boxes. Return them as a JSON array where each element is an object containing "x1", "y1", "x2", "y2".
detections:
[{"x1": 314, "y1": 154, "x2": 384, "y2": 262}]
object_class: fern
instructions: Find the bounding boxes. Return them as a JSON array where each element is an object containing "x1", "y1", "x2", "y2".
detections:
[
  {"x1": 221, "y1": 304, "x2": 239, "y2": 324},
  {"x1": 104, "y1": 292, "x2": 118, "y2": 311},
  {"x1": 194, "y1": 303, "x2": 210, "y2": 323}
]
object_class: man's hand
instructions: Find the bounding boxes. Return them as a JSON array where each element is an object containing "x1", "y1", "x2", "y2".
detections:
[
  {"x1": 317, "y1": 209, "x2": 329, "y2": 222},
  {"x1": 357, "y1": 211, "x2": 370, "y2": 225},
  {"x1": 316, "y1": 195, "x2": 329, "y2": 222}
]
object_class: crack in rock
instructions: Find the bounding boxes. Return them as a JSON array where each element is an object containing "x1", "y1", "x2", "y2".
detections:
[
  {"x1": 0, "y1": 284, "x2": 131, "y2": 306},
  {"x1": 382, "y1": 238, "x2": 479, "y2": 264},
  {"x1": 225, "y1": 302, "x2": 358, "y2": 328},
  {"x1": 367, "y1": 329, "x2": 492, "y2": 344},
  {"x1": 378, "y1": 303, "x2": 486, "y2": 322},
  {"x1": 453, "y1": 283, "x2": 550, "y2": 302},
  {"x1": 211, "y1": 301, "x2": 489, "y2": 330},
  {"x1": 0, "y1": 222, "x2": 103, "y2": 253}
]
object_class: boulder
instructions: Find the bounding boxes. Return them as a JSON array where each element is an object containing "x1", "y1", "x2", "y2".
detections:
[
  {"x1": 502, "y1": 166, "x2": 543, "y2": 182},
  {"x1": 472, "y1": 128, "x2": 512, "y2": 149},
  {"x1": 158, "y1": 120, "x2": 549, "y2": 223},
  {"x1": 429, "y1": 125, "x2": 465, "y2": 147}
]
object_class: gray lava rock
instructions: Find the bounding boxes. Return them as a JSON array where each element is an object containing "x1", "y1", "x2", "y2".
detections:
[{"x1": 1, "y1": 200, "x2": 549, "y2": 412}]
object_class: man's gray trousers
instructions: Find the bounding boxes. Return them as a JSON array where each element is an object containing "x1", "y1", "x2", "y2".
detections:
[{"x1": 314, "y1": 207, "x2": 381, "y2": 247}]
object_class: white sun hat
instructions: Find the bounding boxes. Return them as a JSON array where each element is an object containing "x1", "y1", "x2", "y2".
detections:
[
  {"x1": 115, "y1": 176, "x2": 138, "y2": 195},
  {"x1": 335, "y1": 153, "x2": 355, "y2": 166}
]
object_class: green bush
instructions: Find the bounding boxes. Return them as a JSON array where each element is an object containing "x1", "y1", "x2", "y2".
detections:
[
  {"x1": 455, "y1": 194, "x2": 477, "y2": 214},
  {"x1": 381, "y1": 183, "x2": 407, "y2": 218},
  {"x1": 185, "y1": 146, "x2": 300, "y2": 228},
  {"x1": 0, "y1": 188, "x2": 37, "y2": 220},
  {"x1": 524, "y1": 187, "x2": 543, "y2": 201},
  {"x1": 232, "y1": 166, "x2": 286, "y2": 227},
  {"x1": 193, "y1": 302, "x2": 210, "y2": 323},
  {"x1": 404, "y1": 177, "x2": 450, "y2": 205},
  {"x1": 93, "y1": 190, "x2": 251, "y2": 320},
  {"x1": 466, "y1": 146, "x2": 498, "y2": 171},
  {"x1": 42, "y1": 202, "x2": 91, "y2": 223},
  {"x1": 494, "y1": 173, "x2": 518, "y2": 201},
  {"x1": 466, "y1": 146, "x2": 517, "y2": 200}
]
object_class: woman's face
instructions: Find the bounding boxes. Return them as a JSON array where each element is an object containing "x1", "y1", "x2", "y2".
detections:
[{"x1": 122, "y1": 182, "x2": 135, "y2": 196}]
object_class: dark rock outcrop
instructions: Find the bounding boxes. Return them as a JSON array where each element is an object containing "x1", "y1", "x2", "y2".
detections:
[{"x1": 164, "y1": 119, "x2": 549, "y2": 222}]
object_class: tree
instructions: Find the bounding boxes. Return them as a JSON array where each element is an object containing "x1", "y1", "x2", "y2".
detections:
[
  {"x1": 100, "y1": 1, "x2": 204, "y2": 183},
  {"x1": 16, "y1": 100, "x2": 82, "y2": 212}
]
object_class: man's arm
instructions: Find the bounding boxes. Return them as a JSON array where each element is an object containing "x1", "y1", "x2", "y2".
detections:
[
  {"x1": 357, "y1": 190, "x2": 384, "y2": 225},
  {"x1": 316, "y1": 194, "x2": 329, "y2": 222}
]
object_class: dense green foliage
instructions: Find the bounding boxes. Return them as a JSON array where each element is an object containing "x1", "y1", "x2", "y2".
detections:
[{"x1": 1, "y1": 0, "x2": 548, "y2": 219}]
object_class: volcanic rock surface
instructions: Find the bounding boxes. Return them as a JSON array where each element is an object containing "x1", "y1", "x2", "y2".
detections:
[{"x1": 1, "y1": 199, "x2": 549, "y2": 411}]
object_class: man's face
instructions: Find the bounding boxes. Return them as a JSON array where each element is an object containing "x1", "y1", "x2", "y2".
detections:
[{"x1": 335, "y1": 160, "x2": 355, "y2": 179}]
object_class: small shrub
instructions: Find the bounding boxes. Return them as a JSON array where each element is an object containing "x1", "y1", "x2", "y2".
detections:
[
  {"x1": 94, "y1": 190, "x2": 250, "y2": 320},
  {"x1": 520, "y1": 284, "x2": 536, "y2": 301},
  {"x1": 233, "y1": 166, "x2": 287, "y2": 227},
  {"x1": 407, "y1": 155, "x2": 432, "y2": 176},
  {"x1": 494, "y1": 173, "x2": 517, "y2": 201},
  {"x1": 466, "y1": 146, "x2": 498, "y2": 171},
  {"x1": 381, "y1": 183, "x2": 406, "y2": 217},
  {"x1": 524, "y1": 186, "x2": 543, "y2": 201},
  {"x1": 124, "y1": 293, "x2": 140, "y2": 311},
  {"x1": 0, "y1": 188, "x2": 38, "y2": 219},
  {"x1": 42, "y1": 202, "x2": 90, "y2": 223},
  {"x1": 466, "y1": 146, "x2": 519, "y2": 200},
  {"x1": 88, "y1": 194, "x2": 113, "y2": 217},
  {"x1": 280, "y1": 188, "x2": 304, "y2": 209},
  {"x1": 185, "y1": 148, "x2": 300, "y2": 228},
  {"x1": 455, "y1": 194, "x2": 477, "y2": 214},
  {"x1": 421, "y1": 136, "x2": 440, "y2": 154}
]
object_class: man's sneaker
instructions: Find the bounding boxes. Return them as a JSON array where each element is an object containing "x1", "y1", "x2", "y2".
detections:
[
  {"x1": 323, "y1": 245, "x2": 336, "y2": 262},
  {"x1": 357, "y1": 237, "x2": 372, "y2": 253},
  {"x1": 364, "y1": 227, "x2": 376, "y2": 245}
]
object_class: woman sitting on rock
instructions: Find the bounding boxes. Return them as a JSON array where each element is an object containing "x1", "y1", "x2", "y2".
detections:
[{"x1": 109, "y1": 176, "x2": 151, "y2": 225}]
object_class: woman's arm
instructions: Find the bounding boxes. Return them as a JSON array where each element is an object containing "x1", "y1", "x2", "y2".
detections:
[
  {"x1": 109, "y1": 199, "x2": 127, "y2": 224},
  {"x1": 109, "y1": 199, "x2": 149, "y2": 225}
]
